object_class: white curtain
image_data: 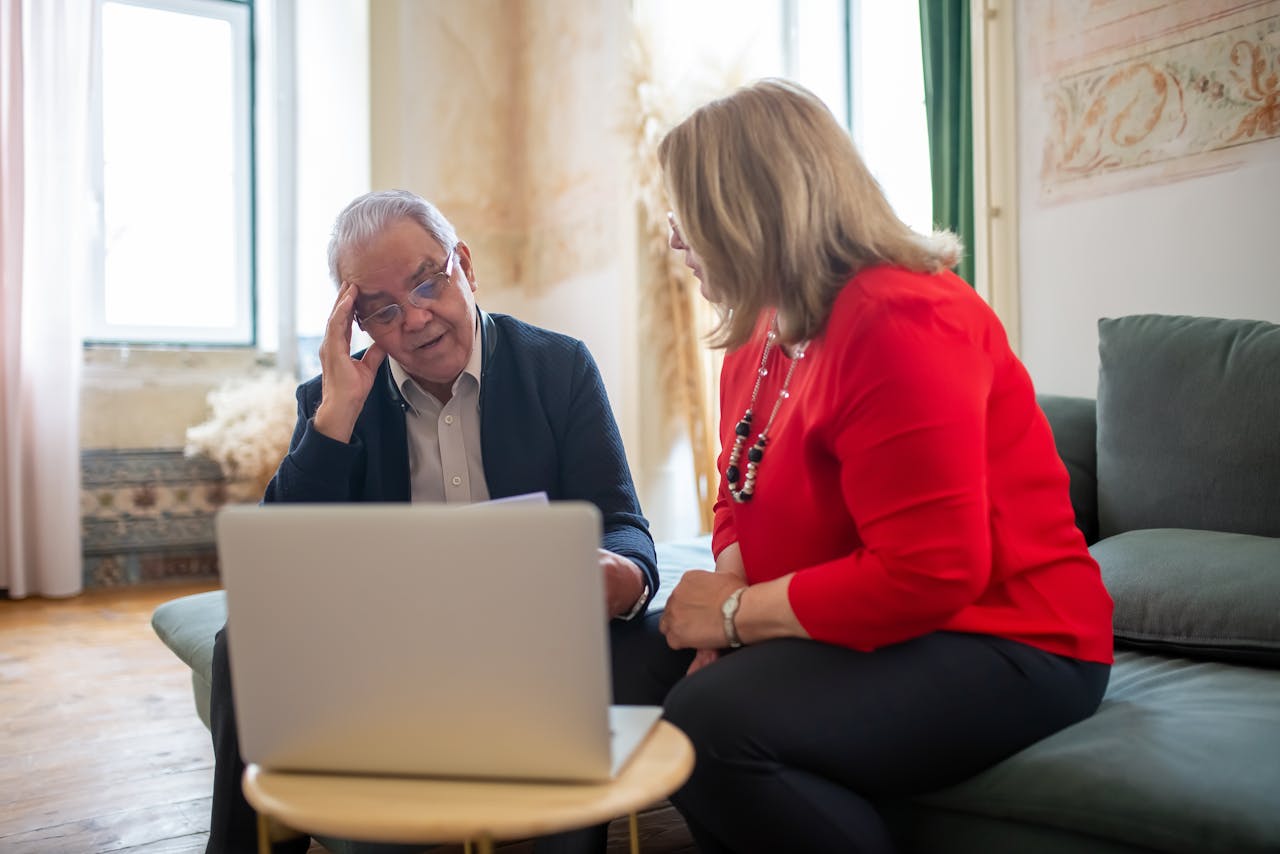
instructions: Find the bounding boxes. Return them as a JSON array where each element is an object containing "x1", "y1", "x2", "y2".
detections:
[{"x1": 0, "y1": 0, "x2": 95, "y2": 598}]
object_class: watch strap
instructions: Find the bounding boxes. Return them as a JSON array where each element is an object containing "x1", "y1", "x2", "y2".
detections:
[{"x1": 722, "y1": 586, "x2": 747, "y2": 648}]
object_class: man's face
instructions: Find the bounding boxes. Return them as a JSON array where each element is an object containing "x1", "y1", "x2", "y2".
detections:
[{"x1": 341, "y1": 217, "x2": 478, "y2": 395}]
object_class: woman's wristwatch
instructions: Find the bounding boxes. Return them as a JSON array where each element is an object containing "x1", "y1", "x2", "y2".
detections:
[{"x1": 722, "y1": 586, "x2": 747, "y2": 648}]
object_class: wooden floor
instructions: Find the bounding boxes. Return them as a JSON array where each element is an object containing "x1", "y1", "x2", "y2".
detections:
[{"x1": 0, "y1": 583, "x2": 694, "y2": 854}]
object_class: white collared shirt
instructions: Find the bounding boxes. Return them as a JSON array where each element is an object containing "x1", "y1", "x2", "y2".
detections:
[{"x1": 388, "y1": 319, "x2": 489, "y2": 504}]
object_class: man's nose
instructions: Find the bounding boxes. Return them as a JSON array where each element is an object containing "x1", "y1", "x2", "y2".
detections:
[{"x1": 402, "y1": 301, "x2": 433, "y2": 329}]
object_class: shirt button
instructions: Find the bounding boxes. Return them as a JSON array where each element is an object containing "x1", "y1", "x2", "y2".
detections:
[
  {"x1": 444, "y1": 415, "x2": 454, "y2": 425},
  {"x1": 451, "y1": 476, "x2": 462, "y2": 486}
]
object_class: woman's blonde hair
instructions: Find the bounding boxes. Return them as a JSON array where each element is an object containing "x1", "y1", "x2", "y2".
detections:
[{"x1": 658, "y1": 78, "x2": 961, "y2": 350}]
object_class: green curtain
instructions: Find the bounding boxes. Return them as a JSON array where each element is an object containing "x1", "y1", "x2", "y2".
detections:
[{"x1": 918, "y1": 0, "x2": 974, "y2": 285}]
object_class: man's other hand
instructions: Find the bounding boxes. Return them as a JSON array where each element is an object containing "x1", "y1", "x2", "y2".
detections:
[{"x1": 598, "y1": 549, "x2": 646, "y2": 619}]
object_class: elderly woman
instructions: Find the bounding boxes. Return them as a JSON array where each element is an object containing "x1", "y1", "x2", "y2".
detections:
[{"x1": 654, "y1": 79, "x2": 1114, "y2": 854}]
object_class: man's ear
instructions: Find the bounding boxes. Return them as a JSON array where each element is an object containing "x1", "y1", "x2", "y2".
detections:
[{"x1": 456, "y1": 240, "x2": 477, "y2": 290}]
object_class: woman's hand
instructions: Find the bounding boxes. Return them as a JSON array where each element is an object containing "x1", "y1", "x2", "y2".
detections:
[
  {"x1": 659, "y1": 569, "x2": 744, "y2": 650},
  {"x1": 669, "y1": 544, "x2": 749, "y2": 670},
  {"x1": 662, "y1": 564, "x2": 812, "y2": 654},
  {"x1": 314, "y1": 281, "x2": 386, "y2": 443},
  {"x1": 685, "y1": 648, "x2": 721, "y2": 675}
]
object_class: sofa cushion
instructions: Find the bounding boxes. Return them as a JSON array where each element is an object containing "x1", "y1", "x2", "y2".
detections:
[
  {"x1": 1091, "y1": 529, "x2": 1280, "y2": 665},
  {"x1": 651, "y1": 535, "x2": 715, "y2": 612},
  {"x1": 907, "y1": 651, "x2": 1280, "y2": 854},
  {"x1": 1095, "y1": 314, "x2": 1280, "y2": 539}
]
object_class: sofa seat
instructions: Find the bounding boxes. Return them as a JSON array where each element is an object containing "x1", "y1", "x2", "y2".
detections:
[{"x1": 890, "y1": 651, "x2": 1280, "y2": 854}]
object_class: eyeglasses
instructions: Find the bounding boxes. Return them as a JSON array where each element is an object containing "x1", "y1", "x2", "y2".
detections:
[{"x1": 355, "y1": 245, "x2": 457, "y2": 330}]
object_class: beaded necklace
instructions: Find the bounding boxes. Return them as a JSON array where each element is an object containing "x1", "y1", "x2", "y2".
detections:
[{"x1": 725, "y1": 319, "x2": 809, "y2": 503}]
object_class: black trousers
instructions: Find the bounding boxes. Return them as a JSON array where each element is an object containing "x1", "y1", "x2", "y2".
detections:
[
  {"x1": 206, "y1": 616, "x2": 693, "y2": 854},
  {"x1": 646, "y1": 622, "x2": 1111, "y2": 854}
]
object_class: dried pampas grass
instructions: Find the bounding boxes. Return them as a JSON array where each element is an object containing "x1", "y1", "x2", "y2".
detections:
[{"x1": 185, "y1": 372, "x2": 298, "y2": 502}]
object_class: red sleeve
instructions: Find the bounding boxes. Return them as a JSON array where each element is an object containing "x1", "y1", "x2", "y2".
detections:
[{"x1": 787, "y1": 301, "x2": 996, "y2": 650}]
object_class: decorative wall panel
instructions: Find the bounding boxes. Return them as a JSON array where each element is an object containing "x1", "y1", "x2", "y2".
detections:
[{"x1": 1030, "y1": 0, "x2": 1280, "y2": 202}]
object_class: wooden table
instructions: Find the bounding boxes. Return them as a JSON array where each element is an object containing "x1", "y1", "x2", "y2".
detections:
[{"x1": 243, "y1": 721, "x2": 695, "y2": 854}]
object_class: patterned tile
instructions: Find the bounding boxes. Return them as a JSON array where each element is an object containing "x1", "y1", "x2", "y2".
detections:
[{"x1": 80, "y1": 449, "x2": 230, "y2": 588}]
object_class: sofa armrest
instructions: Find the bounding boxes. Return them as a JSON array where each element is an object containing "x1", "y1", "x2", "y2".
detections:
[{"x1": 1037, "y1": 394, "x2": 1099, "y2": 545}]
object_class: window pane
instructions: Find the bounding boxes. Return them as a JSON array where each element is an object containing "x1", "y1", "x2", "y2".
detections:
[
  {"x1": 99, "y1": 0, "x2": 250, "y2": 342},
  {"x1": 791, "y1": 0, "x2": 847, "y2": 128},
  {"x1": 852, "y1": 2, "x2": 933, "y2": 234}
]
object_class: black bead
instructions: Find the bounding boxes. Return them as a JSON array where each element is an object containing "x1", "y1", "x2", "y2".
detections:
[
  {"x1": 735, "y1": 420, "x2": 751, "y2": 437},
  {"x1": 726, "y1": 465, "x2": 740, "y2": 483},
  {"x1": 747, "y1": 447, "x2": 763, "y2": 463}
]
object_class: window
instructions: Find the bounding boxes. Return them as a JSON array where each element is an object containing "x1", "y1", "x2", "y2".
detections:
[
  {"x1": 639, "y1": 0, "x2": 932, "y2": 235},
  {"x1": 788, "y1": 0, "x2": 933, "y2": 235},
  {"x1": 90, "y1": 0, "x2": 254, "y2": 345},
  {"x1": 845, "y1": 1, "x2": 932, "y2": 235}
]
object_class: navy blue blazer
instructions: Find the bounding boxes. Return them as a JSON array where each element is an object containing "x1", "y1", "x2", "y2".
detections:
[{"x1": 263, "y1": 310, "x2": 659, "y2": 611}]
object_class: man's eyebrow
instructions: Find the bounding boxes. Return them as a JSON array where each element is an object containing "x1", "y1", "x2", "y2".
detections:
[
  {"x1": 353, "y1": 288, "x2": 390, "y2": 304},
  {"x1": 405, "y1": 259, "x2": 431, "y2": 285}
]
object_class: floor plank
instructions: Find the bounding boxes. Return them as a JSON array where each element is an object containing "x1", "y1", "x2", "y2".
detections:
[{"x1": 0, "y1": 583, "x2": 694, "y2": 852}]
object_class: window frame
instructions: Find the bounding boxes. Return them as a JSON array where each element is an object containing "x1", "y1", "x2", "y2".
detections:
[{"x1": 87, "y1": 0, "x2": 256, "y2": 347}]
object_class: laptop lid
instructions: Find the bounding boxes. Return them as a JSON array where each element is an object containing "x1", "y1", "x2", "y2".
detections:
[{"x1": 216, "y1": 501, "x2": 650, "y2": 782}]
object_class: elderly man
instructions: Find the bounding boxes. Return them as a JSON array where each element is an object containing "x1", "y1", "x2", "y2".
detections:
[{"x1": 207, "y1": 190, "x2": 661, "y2": 854}]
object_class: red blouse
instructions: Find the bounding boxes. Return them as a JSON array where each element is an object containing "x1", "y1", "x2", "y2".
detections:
[{"x1": 712, "y1": 266, "x2": 1114, "y2": 664}]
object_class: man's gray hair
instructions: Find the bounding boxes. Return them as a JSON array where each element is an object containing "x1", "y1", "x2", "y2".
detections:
[{"x1": 326, "y1": 189, "x2": 458, "y2": 285}]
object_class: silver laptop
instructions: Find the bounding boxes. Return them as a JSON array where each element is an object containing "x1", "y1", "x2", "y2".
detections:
[{"x1": 215, "y1": 501, "x2": 662, "y2": 782}]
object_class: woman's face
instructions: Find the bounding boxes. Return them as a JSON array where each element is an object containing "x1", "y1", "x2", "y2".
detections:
[{"x1": 667, "y1": 212, "x2": 715, "y2": 301}]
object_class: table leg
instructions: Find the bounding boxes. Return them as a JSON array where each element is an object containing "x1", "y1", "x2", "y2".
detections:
[
  {"x1": 629, "y1": 812, "x2": 640, "y2": 854},
  {"x1": 256, "y1": 812, "x2": 271, "y2": 854},
  {"x1": 463, "y1": 842, "x2": 472, "y2": 854},
  {"x1": 476, "y1": 834, "x2": 495, "y2": 854}
]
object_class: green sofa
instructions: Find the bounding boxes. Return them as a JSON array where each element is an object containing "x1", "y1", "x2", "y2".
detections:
[{"x1": 154, "y1": 313, "x2": 1280, "y2": 853}]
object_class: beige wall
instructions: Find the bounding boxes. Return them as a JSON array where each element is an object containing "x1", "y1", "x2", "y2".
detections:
[{"x1": 80, "y1": 348, "x2": 266, "y2": 449}]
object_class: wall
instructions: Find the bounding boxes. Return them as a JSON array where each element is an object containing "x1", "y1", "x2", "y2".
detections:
[{"x1": 1015, "y1": 1, "x2": 1280, "y2": 397}]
